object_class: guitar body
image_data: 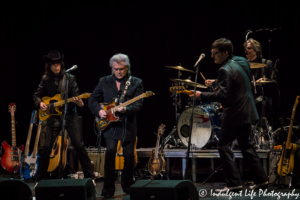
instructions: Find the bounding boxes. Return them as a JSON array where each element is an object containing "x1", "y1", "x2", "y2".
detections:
[
  {"x1": 148, "y1": 149, "x2": 166, "y2": 176},
  {"x1": 277, "y1": 143, "x2": 297, "y2": 176},
  {"x1": 96, "y1": 98, "x2": 119, "y2": 131},
  {"x1": 47, "y1": 136, "x2": 68, "y2": 172},
  {"x1": 23, "y1": 153, "x2": 40, "y2": 179},
  {"x1": 115, "y1": 137, "x2": 138, "y2": 170},
  {"x1": 1, "y1": 141, "x2": 24, "y2": 173},
  {"x1": 39, "y1": 94, "x2": 63, "y2": 121}
]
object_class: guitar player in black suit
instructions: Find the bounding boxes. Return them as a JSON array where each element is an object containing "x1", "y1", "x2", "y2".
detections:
[
  {"x1": 190, "y1": 38, "x2": 268, "y2": 191},
  {"x1": 88, "y1": 53, "x2": 144, "y2": 198},
  {"x1": 33, "y1": 50, "x2": 94, "y2": 187}
]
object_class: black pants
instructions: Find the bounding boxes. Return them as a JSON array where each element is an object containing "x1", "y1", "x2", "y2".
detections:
[
  {"x1": 36, "y1": 118, "x2": 94, "y2": 181},
  {"x1": 103, "y1": 138, "x2": 135, "y2": 193},
  {"x1": 217, "y1": 123, "x2": 268, "y2": 187}
]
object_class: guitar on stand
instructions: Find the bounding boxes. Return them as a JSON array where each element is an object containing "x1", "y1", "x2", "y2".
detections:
[
  {"x1": 148, "y1": 124, "x2": 167, "y2": 176},
  {"x1": 277, "y1": 96, "x2": 299, "y2": 184},
  {"x1": 1, "y1": 103, "x2": 24, "y2": 176},
  {"x1": 23, "y1": 119, "x2": 42, "y2": 179}
]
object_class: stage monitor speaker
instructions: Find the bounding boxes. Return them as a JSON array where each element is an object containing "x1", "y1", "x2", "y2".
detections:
[
  {"x1": 35, "y1": 178, "x2": 95, "y2": 200},
  {"x1": 0, "y1": 178, "x2": 32, "y2": 200},
  {"x1": 130, "y1": 180, "x2": 198, "y2": 200}
]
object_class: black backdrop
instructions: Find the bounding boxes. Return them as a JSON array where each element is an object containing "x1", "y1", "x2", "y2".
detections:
[{"x1": 0, "y1": 1, "x2": 299, "y2": 150}]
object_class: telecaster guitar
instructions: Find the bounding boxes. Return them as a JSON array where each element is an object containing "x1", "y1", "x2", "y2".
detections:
[
  {"x1": 1, "y1": 103, "x2": 24, "y2": 173},
  {"x1": 39, "y1": 93, "x2": 91, "y2": 121},
  {"x1": 95, "y1": 91, "x2": 155, "y2": 131},
  {"x1": 24, "y1": 119, "x2": 42, "y2": 179},
  {"x1": 277, "y1": 95, "x2": 299, "y2": 176}
]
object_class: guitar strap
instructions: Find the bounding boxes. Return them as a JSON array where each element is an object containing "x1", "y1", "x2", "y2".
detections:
[{"x1": 119, "y1": 76, "x2": 131, "y2": 103}]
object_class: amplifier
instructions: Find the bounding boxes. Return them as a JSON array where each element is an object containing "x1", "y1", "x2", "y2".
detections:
[{"x1": 78, "y1": 147, "x2": 106, "y2": 177}]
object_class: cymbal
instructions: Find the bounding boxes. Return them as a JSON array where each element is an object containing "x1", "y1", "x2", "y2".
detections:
[
  {"x1": 250, "y1": 63, "x2": 266, "y2": 69},
  {"x1": 256, "y1": 80, "x2": 275, "y2": 85},
  {"x1": 170, "y1": 78, "x2": 207, "y2": 88},
  {"x1": 165, "y1": 66, "x2": 195, "y2": 73}
]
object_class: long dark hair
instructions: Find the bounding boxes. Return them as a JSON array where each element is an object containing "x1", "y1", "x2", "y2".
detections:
[{"x1": 44, "y1": 61, "x2": 65, "y2": 79}]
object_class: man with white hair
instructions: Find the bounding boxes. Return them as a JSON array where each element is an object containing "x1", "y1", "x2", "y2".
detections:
[{"x1": 88, "y1": 53, "x2": 144, "y2": 198}]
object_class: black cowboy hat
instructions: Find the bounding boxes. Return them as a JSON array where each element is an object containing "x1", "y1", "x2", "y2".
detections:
[{"x1": 43, "y1": 50, "x2": 64, "y2": 63}]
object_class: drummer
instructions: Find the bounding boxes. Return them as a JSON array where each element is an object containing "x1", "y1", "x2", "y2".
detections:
[{"x1": 244, "y1": 38, "x2": 281, "y2": 129}]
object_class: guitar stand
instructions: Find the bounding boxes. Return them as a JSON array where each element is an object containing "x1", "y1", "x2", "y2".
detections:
[
  {"x1": 139, "y1": 167, "x2": 169, "y2": 181},
  {"x1": 202, "y1": 165, "x2": 222, "y2": 185}
]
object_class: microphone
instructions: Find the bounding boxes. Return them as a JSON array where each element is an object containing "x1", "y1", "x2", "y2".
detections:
[
  {"x1": 194, "y1": 53, "x2": 205, "y2": 67},
  {"x1": 65, "y1": 65, "x2": 78, "y2": 73}
]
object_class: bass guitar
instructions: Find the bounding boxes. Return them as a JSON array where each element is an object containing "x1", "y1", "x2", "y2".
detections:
[
  {"x1": 148, "y1": 124, "x2": 166, "y2": 175},
  {"x1": 47, "y1": 134, "x2": 68, "y2": 172},
  {"x1": 39, "y1": 93, "x2": 91, "y2": 121},
  {"x1": 115, "y1": 137, "x2": 138, "y2": 170},
  {"x1": 95, "y1": 91, "x2": 155, "y2": 131},
  {"x1": 1, "y1": 103, "x2": 24, "y2": 173},
  {"x1": 23, "y1": 119, "x2": 42, "y2": 179},
  {"x1": 277, "y1": 95, "x2": 299, "y2": 176},
  {"x1": 21, "y1": 110, "x2": 37, "y2": 179},
  {"x1": 169, "y1": 86, "x2": 192, "y2": 95}
]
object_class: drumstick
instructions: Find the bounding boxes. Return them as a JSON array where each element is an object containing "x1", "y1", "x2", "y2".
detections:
[{"x1": 200, "y1": 72, "x2": 206, "y2": 81}]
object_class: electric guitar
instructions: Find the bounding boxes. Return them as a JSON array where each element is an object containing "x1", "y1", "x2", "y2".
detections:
[
  {"x1": 1, "y1": 103, "x2": 24, "y2": 173},
  {"x1": 95, "y1": 91, "x2": 155, "y2": 131},
  {"x1": 39, "y1": 93, "x2": 91, "y2": 121},
  {"x1": 148, "y1": 124, "x2": 166, "y2": 175},
  {"x1": 21, "y1": 110, "x2": 37, "y2": 179},
  {"x1": 47, "y1": 135, "x2": 68, "y2": 172},
  {"x1": 169, "y1": 86, "x2": 192, "y2": 95},
  {"x1": 277, "y1": 96, "x2": 299, "y2": 176},
  {"x1": 115, "y1": 137, "x2": 138, "y2": 170},
  {"x1": 23, "y1": 119, "x2": 42, "y2": 179}
]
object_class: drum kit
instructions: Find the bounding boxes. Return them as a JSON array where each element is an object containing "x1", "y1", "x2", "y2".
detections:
[
  {"x1": 163, "y1": 65, "x2": 222, "y2": 150},
  {"x1": 163, "y1": 62, "x2": 277, "y2": 150}
]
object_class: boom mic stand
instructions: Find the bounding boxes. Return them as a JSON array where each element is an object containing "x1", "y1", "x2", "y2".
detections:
[
  {"x1": 183, "y1": 61, "x2": 201, "y2": 179},
  {"x1": 58, "y1": 72, "x2": 70, "y2": 179}
]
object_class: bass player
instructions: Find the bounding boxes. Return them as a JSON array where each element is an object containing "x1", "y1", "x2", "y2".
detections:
[{"x1": 88, "y1": 53, "x2": 144, "y2": 198}]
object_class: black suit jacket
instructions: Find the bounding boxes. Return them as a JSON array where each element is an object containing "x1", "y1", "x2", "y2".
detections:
[
  {"x1": 201, "y1": 55, "x2": 259, "y2": 128},
  {"x1": 88, "y1": 75, "x2": 144, "y2": 141},
  {"x1": 33, "y1": 74, "x2": 79, "y2": 126}
]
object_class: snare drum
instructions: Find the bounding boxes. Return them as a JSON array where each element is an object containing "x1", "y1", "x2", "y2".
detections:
[{"x1": 177, "y1": 105, "x2": 222, "y2": 149}]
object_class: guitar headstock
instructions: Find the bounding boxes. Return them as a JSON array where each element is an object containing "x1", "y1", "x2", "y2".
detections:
[
  {"x1": 157, "y1": 124, "x2": 166, "y2": 137},
  {"x1": 30, "y1": 110, "x2": 37, "y2": 125},
  {"x1": 142, "y1": 91, "x2": 155, "y2": 98},
  {"x1": 8, "y1": 103, "x2": 16, "y2": 115},
  {"x1": 169, "y1": 86, "x2": 192, "y2": 95},
  {"x1": 80, "y1": 93, "x2": 91, "y2": 99}
]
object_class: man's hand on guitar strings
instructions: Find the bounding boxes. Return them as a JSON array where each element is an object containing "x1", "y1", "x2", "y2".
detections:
[
  {"x1": 40, "y1": 102, "x2": 48, "y2": 111},
  {"x1": 117, "y1": 103, "x2": 126, "y2": 113}
]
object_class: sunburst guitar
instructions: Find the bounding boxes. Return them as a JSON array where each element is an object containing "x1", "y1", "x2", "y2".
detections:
[
  {"x1": 39, "y1": 93, "x2": 91, "y2": 121},
  {"x1": 1, "y1": 103, "x2": 24, "y2": 173},
  {"x1": 95, "y1": 91, "x2": 155, "y2": 131}
]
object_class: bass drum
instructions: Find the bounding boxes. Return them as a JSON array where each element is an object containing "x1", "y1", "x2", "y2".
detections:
[{"x1": 177, "y1": 106, "x2": 218, "y2": 149}]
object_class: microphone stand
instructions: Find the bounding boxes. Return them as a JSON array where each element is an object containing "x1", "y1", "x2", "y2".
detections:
[
  {"x1": 58, "y1": 72, "x2": 70, "y2": 179},
  {"x1": 183, "y1": 64, "x2": 200, "y2": 179}
]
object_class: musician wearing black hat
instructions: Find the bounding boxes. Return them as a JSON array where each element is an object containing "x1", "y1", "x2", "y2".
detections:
[
  {"x1": 33, "y1": 50, "x2": 95, "y2": 187},
  {"x1": 190, "y1": 38, "x2": 268, "y2": 192}
]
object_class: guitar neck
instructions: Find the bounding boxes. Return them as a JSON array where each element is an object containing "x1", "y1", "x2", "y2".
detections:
[
  {"x1": 24, "y1": 124, "x2": 34, "y2": 156},
  {"x1": 55, "y1": 94, "x2": 85, "y2": 107},
  {"x1": 32, "y1": 123, "x2": 42, "y2": 156},
  {"x1": 286, "y1": 109, "x2": 296, "y2": 148},
  {"x1": 11, "y1": 114, "x2": 16, "y2": 147},
  {"x1": 114, "y1": 95, "x2": 143, "y2": 110}
]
